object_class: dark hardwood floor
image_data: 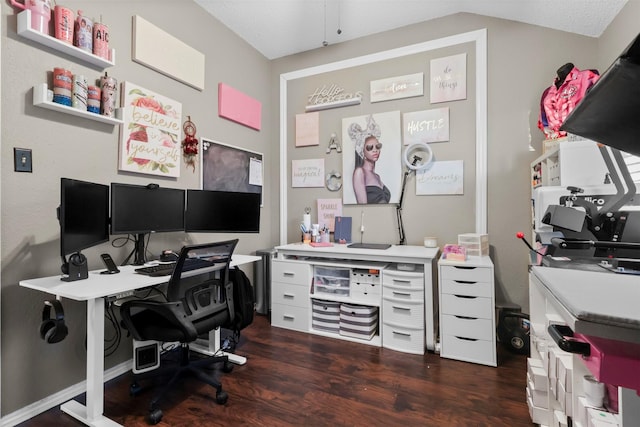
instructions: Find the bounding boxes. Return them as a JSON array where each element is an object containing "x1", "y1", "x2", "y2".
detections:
[{"x1": 19, "y1": 314, "x2": 533, "y2": 426}]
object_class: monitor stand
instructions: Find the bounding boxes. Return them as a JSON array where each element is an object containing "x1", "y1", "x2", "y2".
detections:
[{"x1": 122, "y1": 233, "x2": 148, "y2": 266}]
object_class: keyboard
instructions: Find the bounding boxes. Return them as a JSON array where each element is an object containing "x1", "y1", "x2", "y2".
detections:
[
  {"x1": 134, "y1": 258, "x2": 220, "y2": 277},
  {"x1": 135, "y1": 263, "x2": 175, "y2": 277}
]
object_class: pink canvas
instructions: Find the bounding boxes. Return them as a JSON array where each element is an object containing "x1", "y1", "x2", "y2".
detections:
[{"x1": 218, "y1": 83, "x2": 262, "y2": 130}]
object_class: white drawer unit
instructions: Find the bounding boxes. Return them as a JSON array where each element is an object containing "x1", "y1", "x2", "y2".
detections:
[
  {"x1": 271, "y1": 244, "x2": 439, "y2": 354},
  {"x1": 381, "y1": 267, "x2": 425, "y2": 355},
  {"x1": 438, "y1": 256, "x2": 496, "y2": 366},
  {"x1": 271, "y1": 259, "x2": 311, "y2": 332}
]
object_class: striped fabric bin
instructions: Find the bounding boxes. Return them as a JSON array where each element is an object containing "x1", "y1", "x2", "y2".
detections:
[
  {"x1": 311, "y1": 299, "x2": 340, "y2": 333},
  {"x1": 339, "y1": 303, "x2": 378, "y2": 340}
]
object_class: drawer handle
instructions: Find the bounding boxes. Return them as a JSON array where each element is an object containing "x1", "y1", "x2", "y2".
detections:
[
  {"x1": 392, "y1": 306, "x2": 411, "y2": 312},
  {"x1": 455, "y1": 336, "x2": 478, "y2": 342},
  {"x1": 283, "y1": 272, "x2": 295, "y2": 277},
  {"x1": 454, "y1": 266, "x2": 476, "y2": 270},
  {"x1": 548, "y1": 324, "x2": 591, "y2": 356},
  {"x1": 393, "y1": 331, "x2": 411, "y2": 337},
  {"x1": 453, "y1": 294, "x2": 477, "y2": 299},
  {"x1": 392, "y1": 279, "x2": 411, "y2": 284},
  {"x1": 454, "y1": 280, "x2": 476, "y2": 284},
  {"x1": 283, "y1": 293, "x2": 295, "y2": 299},
  {"x1": 392, "y1": 291, "x2": 411, "y2": 297},
  {"x1": 283, "y1": 314, "x2": 295, "y2": 321},
  {"x1": 454, "y1": 315, "x2": 477, "y2": 320}
]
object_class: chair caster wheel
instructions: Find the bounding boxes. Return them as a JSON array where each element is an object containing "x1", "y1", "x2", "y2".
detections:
[
  {"x1": 216, "y1": 390, "x2": 228, "y2": 404},
  {"x1": 130, "y1": 382, "x2": 142, "y2": 396},
  {"x1": 223, "y1": 361, "x2": 234, "y2": 373},
  {"x1": 148, "y1": 408, "x2": 163, "y2": 425}
]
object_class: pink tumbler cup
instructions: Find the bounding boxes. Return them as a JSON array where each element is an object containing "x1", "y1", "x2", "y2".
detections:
[
  {"x1": 54, "y1": 6, "x2": 74, "y2": 44},
  {"x1": 11, "y1": 0, "x2": 52, "y2": 35}
]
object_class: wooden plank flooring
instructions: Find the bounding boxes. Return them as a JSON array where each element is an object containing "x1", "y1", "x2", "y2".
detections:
[{"x1": 18, "y1": 314, "x2": 533, "y2": 426}]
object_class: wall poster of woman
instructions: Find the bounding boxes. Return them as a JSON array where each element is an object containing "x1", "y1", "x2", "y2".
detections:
[{"x1": 341, "y1": 111, "x2": 402, "y2": 205}]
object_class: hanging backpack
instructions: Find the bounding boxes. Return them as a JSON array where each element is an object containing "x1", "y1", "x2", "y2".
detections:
[{"x1": 228, "y1": 266, "x2": 255, "y2": 332}]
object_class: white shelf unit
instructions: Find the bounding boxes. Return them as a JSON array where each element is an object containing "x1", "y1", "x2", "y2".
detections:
[
  {"x1": 530, "y1": 139, "x2": 609, "y2": 191},
  {"x1": 17, "y1": 9, "x2": 115, "y2": 69},
  {"x1": 32, "y1": 84, "x2": 123, "y2": 125}
]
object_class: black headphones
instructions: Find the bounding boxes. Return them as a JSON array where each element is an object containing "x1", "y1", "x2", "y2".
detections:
[
  {"x1": 61, "y1": 253, "x2": 87, "y2": 275},
  {"x1": 40, "y1": 300, "x2": 68, "y2": 344}
]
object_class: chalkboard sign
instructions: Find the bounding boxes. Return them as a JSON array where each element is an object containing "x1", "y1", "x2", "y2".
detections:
[{"x1": 201, "y1": 139, "x2": 263, "y2": 197}]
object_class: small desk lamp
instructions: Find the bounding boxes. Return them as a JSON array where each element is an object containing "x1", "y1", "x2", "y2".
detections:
[{"x1": 397, "y1": 142, "x2": 433, "y2": 245}]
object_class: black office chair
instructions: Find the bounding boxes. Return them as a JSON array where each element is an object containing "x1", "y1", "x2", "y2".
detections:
[{"x1": 120, "y1": 239, "x2": 239, "y2": 425}]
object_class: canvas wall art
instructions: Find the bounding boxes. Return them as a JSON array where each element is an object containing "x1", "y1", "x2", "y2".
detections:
[
  {"x1": 119, "y1": 81, "x2": 182, "y2": 177},
  {"x1": 416, "y1": 160, "x2": 464, "y2": 195},
  {"x1": 341, "y1": 111, "x2": 402, "y2": 204},
  {"x1": 403, "y1": 107, "x2": 450, "y2": 145},
  {"x1": 430, "y1": 53, "x2": 467, "y2": 103}
]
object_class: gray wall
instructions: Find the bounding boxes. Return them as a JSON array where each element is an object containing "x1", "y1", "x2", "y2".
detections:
[
  {"x1": 2, "y1": 0, "x2": 638, "y2": 419},
  {"x1": 1, "y1": 0, "x2": 272, "y2": 415},
  {"x1": 270, "y1": 12, "x2": 600, "y2": 315}
]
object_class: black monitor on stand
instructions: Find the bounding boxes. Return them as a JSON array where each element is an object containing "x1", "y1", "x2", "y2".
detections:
[
  {"x1": 58, "y1": 178, "x2": 110, "y2": 281},
  {"x1": 110, "y1": 183, "x2": 186, "y2": 265}
]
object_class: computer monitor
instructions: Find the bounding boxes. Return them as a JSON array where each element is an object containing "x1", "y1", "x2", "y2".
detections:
[
  {"x1": 561, "y1": 32, "x2": 640, "y2": 156},
  {"x1": 185, "y1": 190, "x2": 261, "y2": 233},
  {"x1": 58, "y1": 178, "x2": 110, "y2": 281},
  {"x1": 110, "y1": 183, "x2": 186, "y2": 264}
]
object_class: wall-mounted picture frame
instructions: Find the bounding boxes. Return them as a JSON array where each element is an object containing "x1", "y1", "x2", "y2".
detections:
[
  {"x1": 119, "y1": 81, "x2": 182, "y2": 178},
  {"x1": 403, "y1": 107, "x2": 450, "y2": 145},
  {"x1": 416, "y1": 160, "x2": 464, "y2": 195},
  {"x1": 430, "y1": 53, "x2": 467, "y2": 104},
  {"x1": 341, "y1": 111, "x2": 402, "y2": 205},
  {"x1": 291, "y1": 158, "x2": 325, "y2": 187},
  {"x1": 201, "y1": 138, "x2": 263, "y2": 197},
  {"x1": 370, "y1": 72, "x2": 424, "y2": 103}
]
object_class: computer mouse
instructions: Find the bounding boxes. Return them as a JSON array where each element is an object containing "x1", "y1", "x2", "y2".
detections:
[{"x1": 160, "y1": 250, "x2": 178, "y2": 262}]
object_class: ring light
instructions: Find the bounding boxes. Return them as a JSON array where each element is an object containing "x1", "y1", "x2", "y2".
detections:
[
  {"x1": 403, "y1": 142, "x2": 433, "y2": 171},
  {"x1": 397, "y1": 142, "x2": 434, "y2": 245}
]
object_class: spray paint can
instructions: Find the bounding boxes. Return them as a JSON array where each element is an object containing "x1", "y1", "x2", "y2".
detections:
[
  {"x1": 71, "y1": 74, "x2": 88, "y2": 110},
  {"x1": 93, "y1": 21, "x2": 110, "y2": 60},
  {"x1": 87, "y1": 85, "x2": 101, "y2": 114},
  {"x1": 99, "y1": 72, "x2": 117, "y2": 117},
  {"x1": 53, "y1": 6, "x2": 74, "y2": 44},
  {"x1": 52, "y1": 67, "x2": 73, "y2": 106},
  {"x1": 74, "y1": 10, "x2": 93, "y2": 53}
]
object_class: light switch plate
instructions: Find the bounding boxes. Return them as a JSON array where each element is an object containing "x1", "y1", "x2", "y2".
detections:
[{"x1": 14, "y1": 148, "x2": 33, "y2": 172}]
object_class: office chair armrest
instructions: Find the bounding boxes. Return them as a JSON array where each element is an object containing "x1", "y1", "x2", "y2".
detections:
[{"x1": 120, "y1": 300, "x2": 199, "y2": 341}]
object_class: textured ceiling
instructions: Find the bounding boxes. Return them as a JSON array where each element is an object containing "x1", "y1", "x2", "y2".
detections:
[{"x1": 194, "y1": 0, "x2": 627, "y2": 59}]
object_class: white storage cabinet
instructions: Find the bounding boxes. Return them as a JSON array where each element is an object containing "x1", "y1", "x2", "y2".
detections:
[
  {"x1": 271, "y1": 259, "x2": 311, "y2": 332},
  {"x1": 438, "y1": 256, "x2": 496, "y2": 367}
]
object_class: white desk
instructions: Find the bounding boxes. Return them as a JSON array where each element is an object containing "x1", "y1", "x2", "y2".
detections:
[
  {"x1": 273, "y1": 243, "x2": 439, "y2": 351},
  {"x1": 19, "y1": 254, "x2": 259, "y2": 427}
]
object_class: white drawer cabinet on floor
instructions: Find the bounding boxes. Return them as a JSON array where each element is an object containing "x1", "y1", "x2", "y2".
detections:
[
  {"x1": 438, "y1": 256, "x2": 496, "y2": 366},
  {"x1": 271, "y1": 259, "x2": 311, "y2": 332}
]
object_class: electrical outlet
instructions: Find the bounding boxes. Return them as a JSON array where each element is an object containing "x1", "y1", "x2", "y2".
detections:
[{"x1": 14, "y1": 148, "x2": 32, "y2": 173}]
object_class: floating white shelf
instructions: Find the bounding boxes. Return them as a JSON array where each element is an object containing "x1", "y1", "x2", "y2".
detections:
[
  {"x1": 17, "y1": 10, "x2": 115, "y2": 69},
  {"x1": 32, "y1": 84, "x2": 123, "y2": 125}
]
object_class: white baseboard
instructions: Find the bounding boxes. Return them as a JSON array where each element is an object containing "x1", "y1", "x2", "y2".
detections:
[{"x1": 0, "y1": 360, "x2": 132, "y2": 427}]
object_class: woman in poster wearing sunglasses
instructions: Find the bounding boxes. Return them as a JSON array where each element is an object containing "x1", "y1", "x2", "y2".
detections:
[{"x1": 349, "y1": 115, "x2": 391, "y2": 204}]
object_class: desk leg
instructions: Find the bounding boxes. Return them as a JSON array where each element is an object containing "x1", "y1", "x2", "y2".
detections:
[
  {"x1": 190, "y1": 328, "x2": 247, "y2": 365},
  {"x1": 60, "y1": 297, "x2": 122, "y2": 427}
]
